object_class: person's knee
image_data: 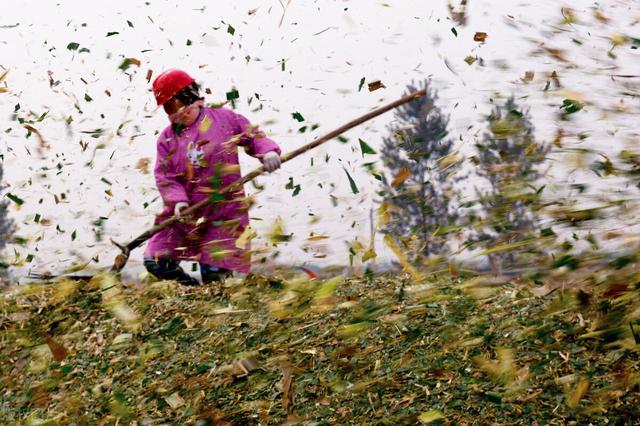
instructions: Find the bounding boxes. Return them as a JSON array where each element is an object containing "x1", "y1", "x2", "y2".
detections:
[
  {"x1": 200, "y1": 264, "x2": 232, "y2": 284},
  {"x1": 144, "y1": 258, "x2": 175, "y2": 276},
  {"x1": 144, "y1": 258, "x2": 199, "y2": 285}
]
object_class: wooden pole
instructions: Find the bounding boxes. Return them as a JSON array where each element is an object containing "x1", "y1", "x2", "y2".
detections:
[{"x1": 112, "y1": 89, "x2": 426, "y2": 272}]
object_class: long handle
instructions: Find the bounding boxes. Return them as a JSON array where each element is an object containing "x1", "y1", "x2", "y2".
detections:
[{"x1": 112, "y1": 89, "x2": 426, "y2": 271}]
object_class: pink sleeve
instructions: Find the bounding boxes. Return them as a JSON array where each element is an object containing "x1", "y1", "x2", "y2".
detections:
[
  {"x1": 233, "y1": 111, "x2": 281, "y2": 157},
  {"x1": 154, "y1": 136, "x2": 189, "y2": 206}
]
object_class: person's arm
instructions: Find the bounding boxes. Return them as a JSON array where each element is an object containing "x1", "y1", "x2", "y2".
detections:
[
  {"x1": 154, "y1": 136, "x2": 189, "y2": 209},
  {"x1": 233, "y1": 111, "x2": 282, "y2": 172},
  {"x1": 233, "y1": 111, "x2": 281, "y2": 157}
]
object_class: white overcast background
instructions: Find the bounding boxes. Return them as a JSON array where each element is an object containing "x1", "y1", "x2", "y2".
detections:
[{"x1": 2, "y1": 0, "x2": 640, "y2": 280}]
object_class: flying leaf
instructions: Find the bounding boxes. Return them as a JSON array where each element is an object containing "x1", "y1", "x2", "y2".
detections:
[
  {"x1": 358, "y1": 77, "x2": 365, "y2": 91},
  {"x1": 432, "y1": 225, "x2": 464, "y2": 236},
  {"x1": 566, "y1": 377, "x2": 590, "y2": 409},
  {"x1": 522, "y1": 71, "x2": 535, "y2": 82},
  {"x1": 118, "y1": 58, "x2": 141, "y2": 71},
  {"x1": 473, "y1": 32, "x2": 487, "y2": 42},
  {"x1": 66, "y1": 42, "x2": 80, "y2": 50},
  {"x1": 609, "y1": 34, "x2": 627, "y2": 46},
  {"x1": 437, "y1": 150, "x2": 462, "y2": 171},
  {"x1": 292, "y1": 112, "x2": 305, "y2": 122},
  {"x1": 391, "y1": 167, "x2": 411, "y2": 186},
  {"x1": 367, "y1": 80, "x2": 386, "y2": 91},
  {"x1": 384, "y1": 235, "x2": 423, "y2": 280},
  {"x1": 525, "y1": 143, "x2": 539, "y2": 156},
  {"x1": 314, "y1": 276, "x2": 341, "y2": 300},
  {"x1": 0, "y1": 68, "x2": 9, "y2": 86},
  {"x1": 198, "y1": 115, "x2": 212, "y2": 133},
  {"x1": 560, "y1": 99, "x2": 583, "y2": 114},
  {"x1": 359, "y1": 138, "x2": 376, "y2": 156},
  {"x1": 378, "y1": 202, "x2": 391, "y2": 228},
  {"x1": 95, "y1": 273, "x2": 141, "y2": 332},
  {"x1": 285, "y1": 177, "x2": 301, "y2": 196},
  {"x1": 226, "y1": 89, "x2": 239, "y2": 100},
  {"x1": 477, "y1": 238, "x2": 537, "y2": 255},
  {"x1": 362, "y1": 247, "x2": 377, "y2": 262},
  {"x1": 6, "y1": 193, "x2": 24, "y2": 205},
  {"x1": 268, "y1": 218, "x2": 293, "y2": 244},
  {"x1": 343, "y1": 168, "x2": 359, "y2": 194},
  {"x1": 419, "y1": 410, "x2": 444, "y2": 424},
  {"x1": 234, "y1": 225, "x2": 255, "y2": 249}
]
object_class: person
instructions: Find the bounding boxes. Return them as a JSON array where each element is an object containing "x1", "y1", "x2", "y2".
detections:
[{"x1": 143, "y1": 69, "x2": 282, "y2": 285}]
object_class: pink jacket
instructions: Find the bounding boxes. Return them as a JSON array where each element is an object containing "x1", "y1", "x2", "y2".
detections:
[{"x1": 144, "y1": 106, "x2": 281, "y2": 273}]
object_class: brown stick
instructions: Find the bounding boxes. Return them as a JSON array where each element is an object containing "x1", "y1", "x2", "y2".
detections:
[{"x1": 111, "y1": 89, "x2": 426, "y2": 272}]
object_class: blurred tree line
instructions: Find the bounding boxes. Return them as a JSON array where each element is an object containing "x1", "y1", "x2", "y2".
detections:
[{"x1": 378, "y1": 80, "x2": 548, "y2": 273}]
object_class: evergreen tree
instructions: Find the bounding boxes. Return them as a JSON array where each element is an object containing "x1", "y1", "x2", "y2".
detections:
[
  {"x1": 379, "y1": 81, "x2": 458, "y2": 261},
  {"x1": 468, "y1": 98, "x2": 547, "y2": 272},
  {"x1": 0, "y1": 162, "x2": 12, "y2": 278}
]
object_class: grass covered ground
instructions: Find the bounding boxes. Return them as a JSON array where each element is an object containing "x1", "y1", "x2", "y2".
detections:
[{"x1": 1, "y1": 269, "x2": 639, "y2": 425}]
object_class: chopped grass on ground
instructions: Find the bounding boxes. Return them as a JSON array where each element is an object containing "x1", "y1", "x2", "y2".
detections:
[{"x1": 1, "y1": 270, "x2": 638, "y2": 425}]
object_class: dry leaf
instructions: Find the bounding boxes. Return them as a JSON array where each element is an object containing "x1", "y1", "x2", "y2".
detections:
[
  {"x1": 525, "y1": 143, "x2": 538, "y2": 156},
  {"x1": 164, "y1": 392, "x2": 185, "y2": 409},
  {"x1": 367, "y1": 80, "x2": 386, "y2": 92},
  {"x1": 473, "y1": 32, "x2": 487, "y2": 42},
  {"x1": 566, "y1": 377, "x2": 590, "y2": 408},
  {"x1": 0, "y1": 68, "x2": 9, "y2": 83},
  {"x1": 593, "y1": 9, "x2": 609, "y2": 23},
  {"x1": 391, "y1": 167, "x2": 411, "y2": 186},
  {"x1": 219, "y1": 357, "x2": 260, "y2": 377},
  {"x1": 44, "y1": 336, "x2": 68, "y2": 362},
  {"x1": 448, "y1": 0, "x2": 468, "y2": 26},
  {"x1": 23, "y1": 124, "x2": 51, "y2": 156},
  {"x1": 280, "y1": 362, "x2": 294, "y2": 413},
  {"x1": 522, "y1": 71, "x2": 535, "y2": 82},
  {"x1": 136, "y1": 158, "x2": 150, "y2": 174}
]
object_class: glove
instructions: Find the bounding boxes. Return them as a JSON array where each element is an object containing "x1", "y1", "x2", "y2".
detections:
[
  {"x1": 174, "y1": 202, "x2": 189, "y2": 217},
  {"x1": 261, "y1": 151, "x2": 281, "y2": 173}
]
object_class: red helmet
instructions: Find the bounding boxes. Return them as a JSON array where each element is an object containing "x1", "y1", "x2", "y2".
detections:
[{"x1": 152, "y1": 69, "x2": 195, "y2": 106}]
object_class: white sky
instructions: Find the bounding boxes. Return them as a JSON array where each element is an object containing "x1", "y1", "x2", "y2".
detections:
[{"x1": 2, "y1": 0, "x2": 640, "y2": 279}]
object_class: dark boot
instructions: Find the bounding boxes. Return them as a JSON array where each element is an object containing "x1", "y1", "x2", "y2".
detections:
[
  {"x1": 200, "y1": 264, "x2": 232, "y2": 284},
  {"x1": 144, "y1": 258, "x2": 200, "y2": 286}
]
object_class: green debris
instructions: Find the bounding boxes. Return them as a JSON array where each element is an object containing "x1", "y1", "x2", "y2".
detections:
[
  {"x1": 6, "y1": 193, "x2": 24, "y2": 205},
  {"x1": 359, "y1": 138, "x2": 376, "y2": 156},
  {"x1": 343, "y1": 168, "x2": 359, "y2": 194}
]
